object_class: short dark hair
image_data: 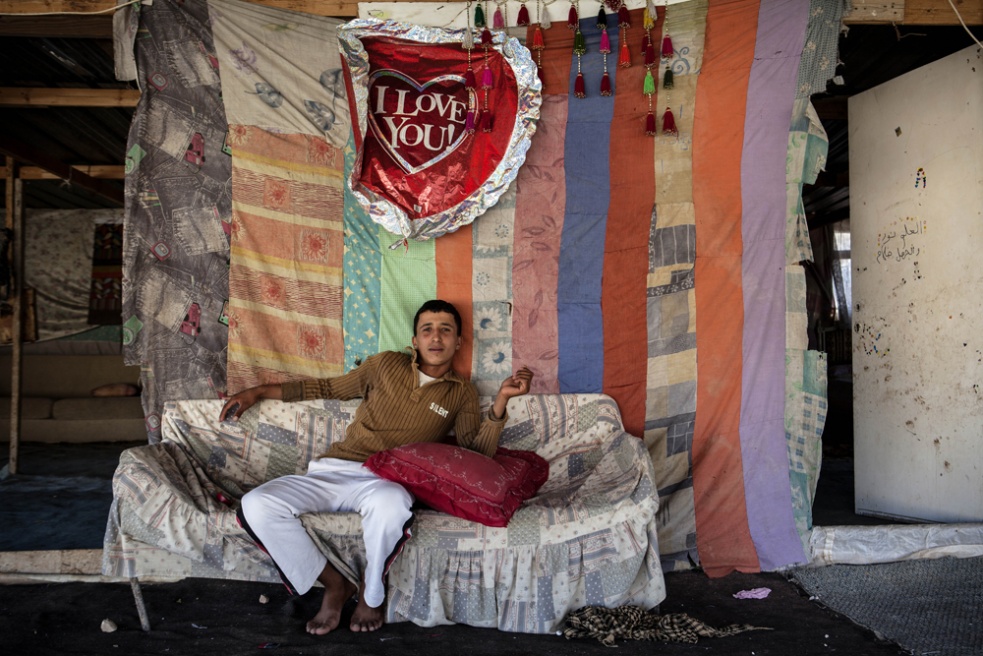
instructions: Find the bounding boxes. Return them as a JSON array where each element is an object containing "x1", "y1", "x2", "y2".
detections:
[{"x1": 413, "y1": 299, "x2": 462, "y2": 336}]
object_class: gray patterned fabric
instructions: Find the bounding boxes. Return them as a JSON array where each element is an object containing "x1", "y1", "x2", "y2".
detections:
[{"x1": 103, "y1": 393, "x2": 665, "y2": 633}]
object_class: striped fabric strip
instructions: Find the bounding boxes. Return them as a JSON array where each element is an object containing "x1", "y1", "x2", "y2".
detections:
[
  {"x1": 511, "y1": 27, "x2": 571, "y2": 394},
  {"x1": 557, "y1": 16, "x2": 615, "y2": 394},
  {"x1": 227, "y1": 126, "x2": 345, "y2": 391},
  {"x1": 378, "y1": 225, "x2": 435, "y2": 354},
  {"x1": 691, "y1": 0, "x2": 760, "y2": 577},
  {"x1": 739, "y1": 0, "x2": 809, "y2": 570},
  {"x1": 602, "y1": 10, "x2": 652, "y2": 438},
  {"x1": 343, "y1": 134, "x2": 382, "y2": 369},
  {"x1": 470, "y1": 185, "x2": 516, "y2": 395},
  {"x1": 436, "y1": 225, "x2": 474, "y2": 381}
]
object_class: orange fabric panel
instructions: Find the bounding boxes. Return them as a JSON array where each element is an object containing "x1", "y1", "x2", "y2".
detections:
[
  {"x1": 691, "y1": 0, "x2": 760, "y2": 577},
  {"x1": 602, "y1": 7, "x2": 657, "y2": 438},
  {"x1": 436, "y1": 225, "x2": 474, "y2": 379}
]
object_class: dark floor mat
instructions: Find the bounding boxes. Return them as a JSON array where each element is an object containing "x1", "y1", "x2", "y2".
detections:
[{"x1": 790, "y1": 556, "x2": 983, "y2": 656}]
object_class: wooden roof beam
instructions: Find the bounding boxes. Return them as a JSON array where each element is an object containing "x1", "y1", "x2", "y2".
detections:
[
  {"x1": 0, "y1": 165, "x2": 125, "y2": 180},
  {"x1": 0, "y1": 87, "x2": 139, "y2": 108},
  {"x1": 0, "y1": 0, "x2": 980, "y2": 25},
  {"x1": 0, "y1": 133, "x2": 123, "y2": 205}
]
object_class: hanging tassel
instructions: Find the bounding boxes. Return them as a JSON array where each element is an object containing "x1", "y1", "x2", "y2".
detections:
[
  {"x1": 643, "y1": 68, "x2": 656, "y2": 95},
  {"x1": 574, "y1": 72, "x2": 586, "y2": 98},
  {"x1": 482, "y1": 112, "x2": 494, "y2": 132},
  {"x1": 482, "y1": 67, "x2": 494, "y2": 89},
  {"x1": 517, "y1": 3, "x2": 530, "y2": 26},
  {"x1": 663, "y1": 66, "x2": 673, "y2": 89},
  {"x1": 532, "y1": 25, "x2": 545, "y2": 50},
  {"x1": 600, "y1": 71, "x2": 611, "y2": 96},
  {"x1": 474, "y1": 111, "x2": 485, "y2": 132},
  {"x1": 599, "y1": 28, "x2": 611, "y2": 54},
  {"x1": 481, "y1": 27, "x2": 493, "y2": 45},
  {"x1": 596, "y1": 7, "x2": 607, "y2": 28},
  {"x1": 463, "y1": 27, "x2": 474, "y2": 50},
  {"x1": 465, "y1": 109, "x2": 476, "y2": 133},
  {"x1": 662, "y1": 107, "x2": 677, "y2": 135},
  {"x1": 568, "y1": 5, "x2": 578, "y2": 29},
  {"x1": 618, "y1": 4, "x2": 630, "y2": 27},
  {"x1": 573, "y1": 29, "x2": 586, "y2": 55},
  {"x1": 662, "y1": 34, "x2": 673, "y2": 59},
  {"x1": 541, "y1": 4, "x2": 551, "y2": 29},
  {"x1": 465, "y1": 68, "x2": 476, "y2": 89},
  {"x1": 643, "y1": 4, "x2": 655, "y2": 30},
  {"x1": 618, "y1": 38, "x2": 631, "y2": 67},
  {"x1": 475, "y1": 4, "x2": 486, "y2": 27},
  {"x1": 645, "y1": 111, "x2": 656, "y2": 136},
  {"x1": 493, "y1": 7, "x2": 505, "y2": 29},
  {"x1": 645, "y1": 40, "x2": 656, "y2": 67}
]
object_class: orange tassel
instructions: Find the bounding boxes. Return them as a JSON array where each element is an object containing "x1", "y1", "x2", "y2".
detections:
[
  {"x1": 618, "y1": 39, "x2": 630, "y2": 67},
  {"x1": 532, "y1": 26, "x2": 545, "y2": 50}
]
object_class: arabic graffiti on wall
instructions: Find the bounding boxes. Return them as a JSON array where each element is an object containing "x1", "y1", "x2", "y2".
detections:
[{"x1": 877, "y1": 217, "x2": 927, "y2": 265}]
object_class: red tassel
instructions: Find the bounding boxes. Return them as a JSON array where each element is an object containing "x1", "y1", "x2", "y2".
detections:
[
  {"x1": 618, "y1": 39, "x2": 631, "y2": 67},
  {"x1": 645, "y1": 41, "x2": 656, "y2": 68},
  {"x1": 599, "y1": 28, "x2": 611, "y2": 54},
  {"x1": 465, "y1": 110, "x2": 476, "y2": 133},
  {"x1": 482, "y1": 112, "x2": 494, "y2": 133},
  {"x1": 568, "y1": 6, "x2": 578, "y2": 29},
  {"x1": 481, "y1": 28, "x2": 493, "y2": 45},
  {"x1": 662, "y1": 34, "x2": 674, "y2": 59},
  {"x1": 517, "y1": 4, "x2": 530, "y2": 26},
  {"x1": 482, "y1": 67, "x2": 494, "y2": 89},
  {"x1": 600, "y1": 72, "x2": 611, "y2": 96},
  {"x1": 532, "y1": 26, "x2": 545, "y2": 50},
  {"x1": 645, "y1": 111, "x2": 656, "y2": 136},
  {"x1": 662, "y1": 107, "x2": 677, "y2": 135},
  {"x1": 574, "y1": 72, "x2": 586, "y2": 98},
  {"x1": 618, "y1": 5, "x2": 630, "y2": 27},
  {"x1": 464, "y1": 69, "x2": 476, "y2": 89},
  {"x1": 474, "y1": 111, "x2": 485, "y2": 132}
]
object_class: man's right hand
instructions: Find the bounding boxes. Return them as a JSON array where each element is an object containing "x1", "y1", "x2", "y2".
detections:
[{"x1": 220, "y1": 384, "x2": 281, "y2": 422}]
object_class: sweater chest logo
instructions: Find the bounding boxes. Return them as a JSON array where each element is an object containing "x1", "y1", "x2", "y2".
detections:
[{"x1": 428, "y1": 402, "x2": 449, "y2": 418}]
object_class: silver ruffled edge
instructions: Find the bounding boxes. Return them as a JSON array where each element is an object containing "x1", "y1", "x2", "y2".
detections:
[{"x1": 338, "y1": 18, "x2": 542, "y2": 245}]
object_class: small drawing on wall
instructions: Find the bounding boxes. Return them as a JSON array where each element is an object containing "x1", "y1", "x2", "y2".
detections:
[
  {"x1": 856, "y1": 321, "x2": 890, "y2": 358},
  {"x1": 915, "y1": 167, "x2": 927, "y2": 188}
]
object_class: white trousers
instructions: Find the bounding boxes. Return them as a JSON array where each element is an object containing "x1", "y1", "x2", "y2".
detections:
[{"x1": 239, "y1": 458, "x2": 414, "y2": 608}]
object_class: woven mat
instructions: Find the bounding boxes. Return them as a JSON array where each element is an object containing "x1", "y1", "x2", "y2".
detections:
[{"x1": 790, "y1": 556, "x2": 983, "y2": 656}]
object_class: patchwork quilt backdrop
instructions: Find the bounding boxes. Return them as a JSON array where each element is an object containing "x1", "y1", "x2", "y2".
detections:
[{"x1": 119, "y1": 0, "x2": 840, "y2": 576}]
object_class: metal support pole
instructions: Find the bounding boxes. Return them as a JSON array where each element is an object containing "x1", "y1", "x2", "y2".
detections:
[
  {"x1": 129, "y1": 578, "x2": 151, "y2": 632},
  {"x1": 4, "y1": 157, "x2": 22, "y2": 476}
]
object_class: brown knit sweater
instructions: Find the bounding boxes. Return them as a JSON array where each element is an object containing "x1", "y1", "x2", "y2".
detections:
[{"x1": 281, "y1": 350, "x2": 506, "y2": 462}]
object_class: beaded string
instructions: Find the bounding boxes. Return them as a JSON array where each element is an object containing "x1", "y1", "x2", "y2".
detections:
[
  {"x1": 531, "y1": 0, "x2": 547, "y2": 86},
  {"x1": 643, "y1": 0, "x2": 656, "y2": 134},
  {"x1": 570, "y1": 0, "x2": 586, "y2": 98},
  {"x1": 598, "y1": 5, "x2": 611, "y2": 96},
  {"x1": 617, "y1": 0, "x2": 630, "y2": 68},
  {"x1": 660, "y1": 0, "x2": 677, "y2": 135},
  {"x1": 477, "y1": 0, "x2": 495, "y2": 132},
  {"x1": 463, "y1": 1, "x2": 478, "y2": 134}
]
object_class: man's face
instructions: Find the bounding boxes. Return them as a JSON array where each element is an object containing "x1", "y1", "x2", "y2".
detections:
[{"x1": 412, "y1": 310, "x2": 462, "y2": 369}]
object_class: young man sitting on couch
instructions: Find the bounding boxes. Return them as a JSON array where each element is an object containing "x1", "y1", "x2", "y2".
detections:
[{"x1": 220, "y1": 299, "x2": 533, "y2": 635}]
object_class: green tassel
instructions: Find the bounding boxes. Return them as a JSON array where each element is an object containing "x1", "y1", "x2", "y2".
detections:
[
  {"x1": 663, "y1": 67, "x2": 674, "y2": 89},
  {"x1": 573, "y1": 29, "x2": 586, "y2": 55},
  {"x1": 643, "y1": 69, "x2": 656, "y2": 95},
  {"x1": 475, "y1": 4, "x2": 485, "y2": 28}
]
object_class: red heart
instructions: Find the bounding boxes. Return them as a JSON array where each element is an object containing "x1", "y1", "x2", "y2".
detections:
[
  {"x1": 358, "y1": 38, "x2": 518, "y2": 221},
  {"x1": 367, "y1": 70, "x2": 477, "y2": 175}
]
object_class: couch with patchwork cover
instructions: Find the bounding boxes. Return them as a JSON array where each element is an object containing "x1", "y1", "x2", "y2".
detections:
[{"x1": 103, "y1": 393, "x2": 665, "y2": 633}]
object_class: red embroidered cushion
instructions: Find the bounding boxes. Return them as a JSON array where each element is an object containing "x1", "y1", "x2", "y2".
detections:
[{"x1": 364, "y1": 443, "x2": 549, "y2": 527}]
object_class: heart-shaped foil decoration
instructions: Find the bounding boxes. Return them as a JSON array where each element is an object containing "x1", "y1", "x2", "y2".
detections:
[{"x1": 339, "y1": 19, "x2": 541, "y2": 243}]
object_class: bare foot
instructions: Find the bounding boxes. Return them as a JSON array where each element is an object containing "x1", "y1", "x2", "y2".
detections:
[
  {"x1": 306, "y1": 562, "x2": 357, "y2": 635},
  {"x1": 349, "y1": 596, "x2": 384, "y2": 632}
]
